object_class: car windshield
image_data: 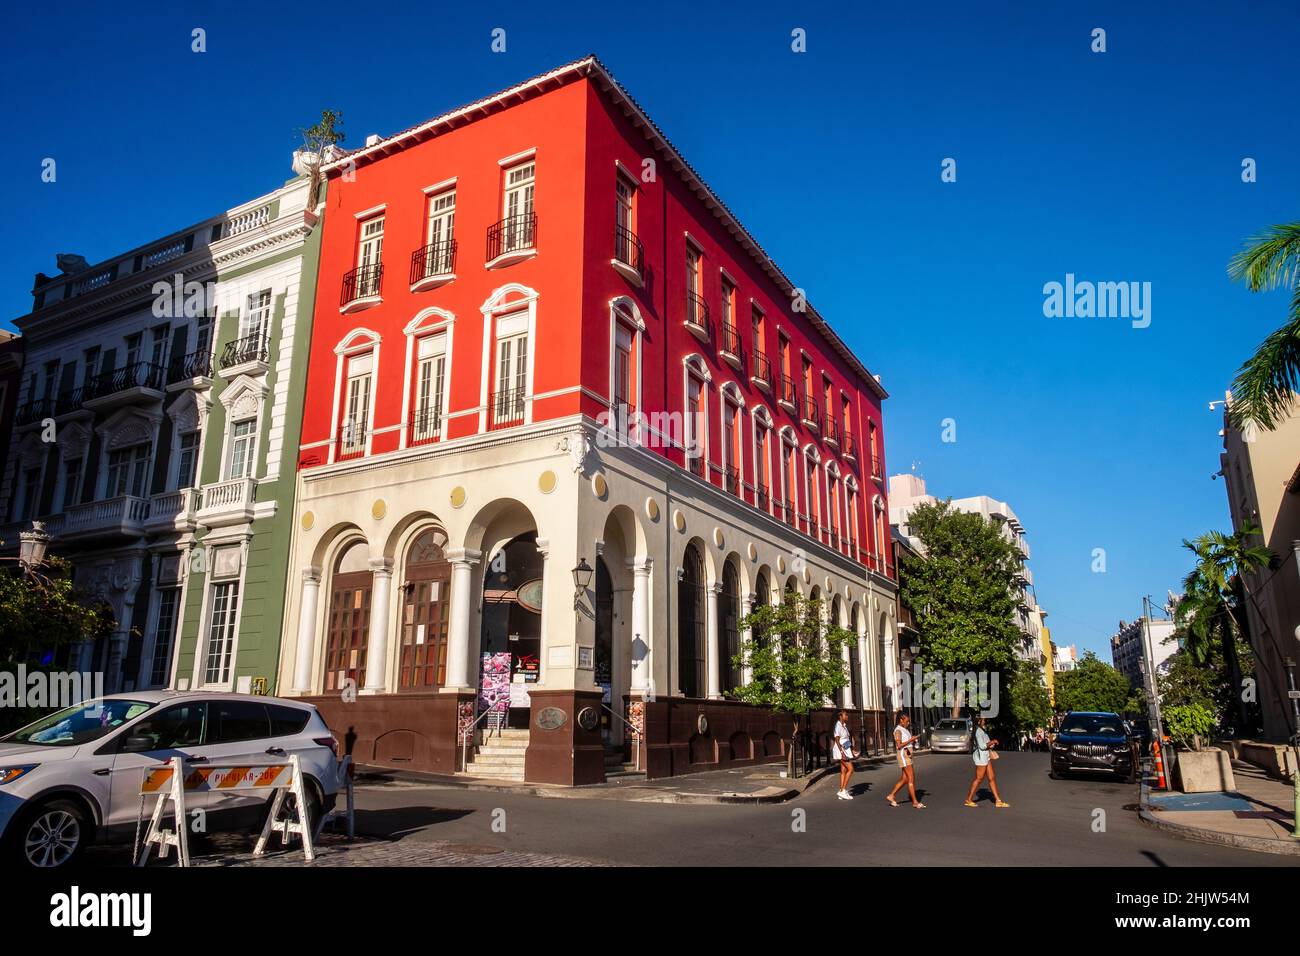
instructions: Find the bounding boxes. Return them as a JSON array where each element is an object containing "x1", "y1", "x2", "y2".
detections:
[
  {"x1": 2, "y1": 699, "x2": 156, "y2": 747},
  {"x1": 1059, "y1": 715, "x2": 1123, "y2": 736},
  {"x1": 936, "y1": 720, "x2": 968, "y2": 731}
]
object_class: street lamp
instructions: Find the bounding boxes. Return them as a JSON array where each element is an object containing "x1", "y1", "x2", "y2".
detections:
[
  {"x1": 18, "y1": 521, "x2": 50, "y2": 570},
  {"x1": 571, "y1": 558, "x2": 594, "y2": 595}
]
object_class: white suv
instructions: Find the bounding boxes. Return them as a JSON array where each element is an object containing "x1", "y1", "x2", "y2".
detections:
[{"x1": 0, "y1": 691, "x2": 345, "y2": 868}]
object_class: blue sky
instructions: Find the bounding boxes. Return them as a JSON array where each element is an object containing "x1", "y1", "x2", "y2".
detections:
[{"x1": 3, "y1": 1, "x2": 1297, "y2": 658}]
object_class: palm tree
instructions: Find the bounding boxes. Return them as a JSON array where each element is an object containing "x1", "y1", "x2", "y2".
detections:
[
  {"x1": 1227, "y1": 222, "x2": 1300, "y2": 430},
  {"x1": 1176, "y1": 526, "x2": 1273, "y2": 730}
]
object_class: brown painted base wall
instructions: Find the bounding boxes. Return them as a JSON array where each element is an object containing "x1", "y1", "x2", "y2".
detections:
[
  {"x1": 305, "y1": 691, "x2": 471, "y2": 776},
  {"x1": 639, "y1": 698, "x2": 890, "y2": 780},
  {"x1": 524, "y1": 689, "x2": 606, "y2": 786}
]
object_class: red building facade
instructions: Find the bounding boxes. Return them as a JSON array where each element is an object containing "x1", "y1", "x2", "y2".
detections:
[{"x1": 282, "y1": 57, "x2": 900, "y2": 784}]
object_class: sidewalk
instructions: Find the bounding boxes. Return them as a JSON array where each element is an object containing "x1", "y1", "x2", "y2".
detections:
[
  {"x1": 1140, "y1": 758, "x2": 1300, "y2": 856},
  {"x1": 353, "y1": 751, "x2": 910, "y2": 805}
]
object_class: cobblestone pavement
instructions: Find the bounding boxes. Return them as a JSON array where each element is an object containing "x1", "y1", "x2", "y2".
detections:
[{"x1": 97, "y1": 831, "x2": 605, "y2": 867}]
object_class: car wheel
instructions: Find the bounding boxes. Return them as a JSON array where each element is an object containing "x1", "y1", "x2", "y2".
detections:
[
  {"x1": 11, "y1": 799, "x2": 91, "y2": 869},
  {"x1": 1049, "y1": 768, "x2": 1062, "y2": 780}
]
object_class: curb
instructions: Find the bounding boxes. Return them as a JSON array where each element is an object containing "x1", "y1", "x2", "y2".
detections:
[
  {"x1": 1136, "y1": 760, "x2": 1300, "y2": 858},
  {"x1": 352, "y1": 750, "x2": 918, "y2": 806}
]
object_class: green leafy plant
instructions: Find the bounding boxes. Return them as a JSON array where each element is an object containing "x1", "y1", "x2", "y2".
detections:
[
  {"x1": 1227, "y1": 221, "x2": 1300, "y2": 431},
  {"x1": 1163, "y1": 703, "x2": 1218, "y2": 752},
  {"x1": 733, "y1": 591, "x2": 856, "y2": 777},
  {"x1": 1053, "y1": 652, "x2": 1141, "y2": 715}
]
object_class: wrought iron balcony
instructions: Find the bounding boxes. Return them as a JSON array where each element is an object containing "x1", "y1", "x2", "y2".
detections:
[
  {"x1": 335, "y1": 420, "x2": 369, "y2": 461},
  {"x1": 341, "y1": 263, "x2": 383, "y2": 309},
  {"x1": 778, "y1": 375, "x2": 797, "y2": 407},
  {"x1": 871, "y1": 451, "x2": 882, "y2": 478},
  {"x1": 751, "y1": 350, "x2": 772, "y2": 385},
  {"x1": 169, "y1": 349, "x2": 213, "y2": 384},
  {"x1": 842, "y1": 434, "x2": 857, "y2": 460},
  {"x1": 801, "y1": 397, "x2": 820, "y2": 426},
  {"x1": 720, "y1": 324, "x2": 744, "y2": 365},
  {"x1": 613, "y1": 224, "x2": 643, "y2": 282},
  {"x1": 687, "y1": 453, "x2": 705, "y2": 478},
  {"x1": 725, "y1": 465, "x2": 740, "y2": 496},
  {"x1": 410, "y1": 238, "x2": 457, "y2": 285},
  {"x1": 84, "y1": 361, "x2": 165, "y2": 404},
  {"x1": 408, "y1": 408, "x2": 442, "y2": 446},
  {"x1": 756, "y1": 483, "x2": 770, "y2": 512},
  {"x1": 220, "y1": 332, "x2": 269, "y2": 371},
  {"x1": 823, "y1": 415, "x2": 840, "y2": 445},
  {"x1": 486, "y1": 212, "x2": 537, "y2": 263},
  {"x1": 16, "y1": 398, "x2": 55, "y2": 427},
  {"x1": 488, "y1": 387, "x2": 526, "y2": 429},
  {"x1": 685, "y1": 291, "x2": 711, "y2": 342}
]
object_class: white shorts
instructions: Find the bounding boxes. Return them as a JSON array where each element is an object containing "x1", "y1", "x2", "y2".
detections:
[{"x1": 898, "y1": 749, "x2": 911, "y2": 769}]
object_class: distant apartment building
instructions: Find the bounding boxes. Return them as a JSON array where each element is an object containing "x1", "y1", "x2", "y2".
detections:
[
  {"x1": 888, "y1": 473, "x2": 1052, "y2": 679},
  {"x1": 0, "y1": 163, "x2": 322, "y2": 695},
  {"x1": 1110, "y1": 616, "x2": 1179, "y2": 687},
  {"x1": 1220, "y1": 390, "x2": 1300, "y2": 742},
  {"x1": 1054, "y1": 643, "x2": 1078, "y2": 672}
]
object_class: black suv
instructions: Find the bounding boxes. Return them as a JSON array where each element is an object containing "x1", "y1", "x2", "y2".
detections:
[{"x1": 1049, "y1": 711, "x2": 1137, "y2": 782}]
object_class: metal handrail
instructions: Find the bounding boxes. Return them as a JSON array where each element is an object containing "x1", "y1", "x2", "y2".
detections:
[
  {"x1": 600, "y1": 702, "x2": 643, "y2": 773},
  {"x1": 459, "y1": 700, "x2": 506, "y2": 772}
]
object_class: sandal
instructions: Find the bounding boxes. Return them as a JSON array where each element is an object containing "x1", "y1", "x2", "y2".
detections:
[
  {"x1": 995, "y1": 801, "x2": 1010, "y2": 808},
  {"x1": 914, "y1": 802, "x2": 927, "y2": 809},
  {"x1": 887, "y1": 796, "x2": 899, "y2": 807},
  {"x1": 963, "y1": 800, "x2": 978, "y2": 807}
]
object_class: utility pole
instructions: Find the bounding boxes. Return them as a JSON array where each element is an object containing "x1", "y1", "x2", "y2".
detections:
[
  {"x1": 1285, "y1": 652, "x2": 1300, "y2": 840},
  {"x1": 1141, "y1": 596, "x2": 1165, "y2": 751}
]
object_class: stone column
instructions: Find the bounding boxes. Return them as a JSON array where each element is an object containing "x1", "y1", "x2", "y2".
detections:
[
  {"x1": 534, "y1": 538, "x2": 550, "y2": 687},
  {"x1": 293, "y1": 567, "x2": 322, "y2": 693},
  {"x1": 363, "y1": 558, "x2": 393, "y2": 693},
  {"x1": 706, "y1": 581, "x2": 722, "y2": 699},
  {"x1": 444, "y1": 548, "x2": 482, "y2": 693},
  {"x1": 629, "y1": 557, "x2": 652, "y2": 694}
]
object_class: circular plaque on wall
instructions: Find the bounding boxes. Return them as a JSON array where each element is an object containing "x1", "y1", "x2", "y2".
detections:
[
  {"x1": 577, "y1": 707, "x2": 599, "y2": 731},
  {"x1": 696, "y1": 714, "x2": 709, "y2": 735},
  {"x1": 536, "y1": 706, "x2": 568, "y2": 731}
]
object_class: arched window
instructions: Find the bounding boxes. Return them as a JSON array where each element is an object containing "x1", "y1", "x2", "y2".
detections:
[
  {"x1": 324, "y1": 541, "x2": 372, "y2": 692},
  {"x1": 721, "y1": 560, "x2": 742, "y2": 694},
  {"x1": 849, "y1": 603, "x2": 862, "y2": 708},
  {"x1": 678, "y1": 544, "x2": 706, "y2": 698},
  {"x1": 399, "y1": 528, "x2": 451, "y2": 689}
]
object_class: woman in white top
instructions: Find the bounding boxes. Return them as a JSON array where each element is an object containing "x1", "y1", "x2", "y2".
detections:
[
  {"x1": 886, "y1": 713, "x2": 925, "y2": 808},
  {"x1": 964, "y1": 715, "x2": 1009, "y2": 808},
  {"x1": 832, "y1": 709, "x2": 855, "y2": 801}
]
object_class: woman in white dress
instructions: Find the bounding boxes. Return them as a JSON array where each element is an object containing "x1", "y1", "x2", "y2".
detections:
[
  {"x1": 886, "y1": 712, "x2": 925, "y2": 808},
  {"x1": 964, "y1": 715, "x2": 1009, "y2": 808},
  {"x1": 832, "y1": 709, "x2": 855, "y2": 800}
]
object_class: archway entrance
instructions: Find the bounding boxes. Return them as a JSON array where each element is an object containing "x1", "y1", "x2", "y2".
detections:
[
  {"x1": 677, "y1": 543, "x2": 706, "y2": 698},
  {"x1": 480, "y1": 531, "x2": 543, "y2": 729}
]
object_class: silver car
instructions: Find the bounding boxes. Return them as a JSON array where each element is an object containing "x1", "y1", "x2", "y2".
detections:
[
  {"x1": 930, "y1": 717, "x2": 974, "y2": 753},
  {"x1": 0, "y1": 691, "x2": 345, "y2": 868}
]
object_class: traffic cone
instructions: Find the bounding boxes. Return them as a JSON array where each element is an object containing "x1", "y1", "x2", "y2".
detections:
[{"x1": 1152, "y1": 738, "x2": 1167, "y2": 790}]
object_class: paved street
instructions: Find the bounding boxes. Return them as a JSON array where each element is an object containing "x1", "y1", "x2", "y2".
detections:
[
  {"x1": 90, "y1": 751, "x2": 1297, "y2": 866},
  {"x1": 327, "y1": 751, "x2": 1293, "y2": 866}
]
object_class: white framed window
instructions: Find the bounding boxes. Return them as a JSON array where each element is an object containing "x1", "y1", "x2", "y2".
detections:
[
  {"x1": 149, "y1": 588, "x2": 180, "y2": 688},
  {"x1": 358, "y1": 216, "x2": 384, "y2": 268},
  {"x1": 242, "y1": 289, "x2": 272, "y2": 341},
  {"x1": 106, "y1": 444, "x2": 150, "y2": 498},
  {"x1": 341, "y1": 355, "x2": 373, "y2": 454},
  {"x1": 504, "y1": 162, "x2": 535, "y2": 222},
  {"x1": 203, "y1": 580, "x2": 240, "y2": 686},
  {"x1": 226, "y1": 419, "x2": 256, "y2": 480},
  {"x1": 125, "y1": 333, "x2": 143, "y2": 369},
  {"x1": 175, "y1": 431, "x2": 199, "y2": 489},
  {"x1": 412, "y1": 332, "x2": 447, "y2": 443},
  {"x1": 685, "y1": 374, "x2": 706, "y2": 477},
  {"x1": 492, "y1": 314, "x2": 528, "y2": 426},
  {"x1": 426, "y1": 190, "x2": 456, "y2": 271}
]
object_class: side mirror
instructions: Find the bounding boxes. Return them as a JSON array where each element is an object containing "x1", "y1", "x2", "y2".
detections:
[{"x1": 120, "y1": 734, "x2": 157, "y2": 753}]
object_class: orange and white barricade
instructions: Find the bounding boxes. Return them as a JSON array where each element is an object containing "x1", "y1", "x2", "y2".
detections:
[{"x1": 136, "y1": 754, "x2": 316, "y2": 867}]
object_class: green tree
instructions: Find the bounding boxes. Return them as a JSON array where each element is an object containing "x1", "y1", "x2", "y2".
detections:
[
  {"x1": 1175, "y1": 525, "x2": 1272, "y2": 730},
  {"x1": 0, "y1": 558, "x2": 113, "y2": 661},
  {"x1": 1007, "y1": 661, "x2": 1053, "y2": 734},
  {"x1": 1053, "y1": 652, "x2": 1139, "y2": 715},
  {"x1": 1163, "y1": 703, "x2": 1217, "y2": 752},
  {"x1": 298, "y1": 110, "x2": 346, "y2": 208},
  {"x1": 734, "y1": 591, "x2": 856, "y2": 777},
  {"x1": 1227, "y1": 221, "x2": 1300, "y2": 430},
  {"x1": 898, "y1": 500, "x2": 1024, "y2": 712}
]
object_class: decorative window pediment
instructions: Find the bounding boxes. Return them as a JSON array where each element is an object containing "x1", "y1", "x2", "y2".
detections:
[{"x1": 96, "y1": 406, "x2": 161, "y2": 452}]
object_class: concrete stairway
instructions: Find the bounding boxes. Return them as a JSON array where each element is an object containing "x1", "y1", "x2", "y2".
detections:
[{"x1": 463, "y1": 728, "x2": 529, "y2": 781}]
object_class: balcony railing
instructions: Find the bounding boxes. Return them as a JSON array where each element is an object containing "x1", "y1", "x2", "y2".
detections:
[
  {"x1": 408, "y1": 408, "x2": 442, "y2": 446},
  {"x1": 410, "y1": 239, "x2": 457, "y2": 284},
  {"x1": 756, "y1": 483, "x2": 770, "y2": 512},
  {"x1": 16, "y1": 398, "x2": 55, "y2": 427},
  {"x1": 808, "y1": 516, "x2": 821, "y2": 538},
  {"x1": 752, "y1": 350, "x2": 771, "y2": 385},
  {"x1": 341, "y1": 263, "x2": 383, "y2": 307},
  {"x1": 720, "y1": 324, "x2": 744, "y2": 363},
  {"x1": 823, "y1": 415, "x2": 840, "y2": 444},
  {"x1": 685, "y1": 291, "x2": 711, "y2": 339},
  {"x1": 842, "y1": 434, "x2": 857, "y2": 460},
  {"x1": 63, "y1": 495, "x2": 151, "y2": 538},
  {"x1": 687, "y1": 454, "x2": 705, "y2": 478},
  {"x1": 146, "y1": 488, "x2": 200, "y2": 531},
  {"x1": 220, "y1": 332, "x2": 269, "y2": 371},
  {"x1": 169, "y1": 349, "x2": 213, "y2": 384},
  {"x1": 336, "y1": 421, "x2": 369, "y2": 461},
  {"x1": 801, "y1": 397, "x2": 820, "y2": 425},
  {"x1": 488, "y1": 387, "x2": 526, "y2": 429},
  {"x1": 724, "y1": 465, "x2": 740, "y2": 496},
  {"x1": 487, "y1": 212, "x2": 537, "y2": 262},
  {"x1": 614, "y1": 224, "x2": 643, "y2": 280},
  {"x1": 778, "y1": 375, "x2": 797, "y2": 407},
  {"x1": 871, "y1": 452, "x2": 882, "y2": 477},
  {"x1": 198, "y1": 477, "x2": 258, "y2": 527},
  {"x1": 85, "y1": 361, "x2": 165, "y2": 401}
]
